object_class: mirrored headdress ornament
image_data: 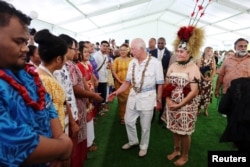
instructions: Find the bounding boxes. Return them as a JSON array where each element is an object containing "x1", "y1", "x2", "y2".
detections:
[
  {"x1": 178, "y1": 41, "x2": 188, "y2": 50},
  {"x1": 173, "y1": 0, "x2": 211, "y2": 58}
]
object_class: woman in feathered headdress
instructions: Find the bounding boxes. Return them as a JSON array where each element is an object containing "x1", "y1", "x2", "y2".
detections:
[{"x1": 161, "y1": 0, "x2": 210, "y2": 166}]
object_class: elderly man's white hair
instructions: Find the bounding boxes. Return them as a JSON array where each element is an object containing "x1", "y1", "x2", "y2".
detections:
[{"x1": 131, "y1": 38, "x2": 146, "y2": 51}]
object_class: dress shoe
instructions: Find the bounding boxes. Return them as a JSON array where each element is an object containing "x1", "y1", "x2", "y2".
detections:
[
  {"x1": 138, "y1": 149, "x2": 147, "y2": 157},
  {"x1": 122, "y1": 143, "x2": 139, "y2": 150}
]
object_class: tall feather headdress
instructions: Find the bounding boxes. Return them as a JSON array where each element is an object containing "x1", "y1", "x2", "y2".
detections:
[{"x1": 173, "y1": 0, "x2": 211, "y2": 58}]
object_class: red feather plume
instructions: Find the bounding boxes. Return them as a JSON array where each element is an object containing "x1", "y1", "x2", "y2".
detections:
[{"x1": 177, "y1": 26, "x2": 195, "y2": 41}]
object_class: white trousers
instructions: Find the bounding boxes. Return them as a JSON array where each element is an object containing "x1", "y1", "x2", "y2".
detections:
[
  {"x1": 87, "y1": 119, "x2": 95, "y2": 147},
  {"x1": 124, "y1": 107, "x2": 154, "y2": 150}
]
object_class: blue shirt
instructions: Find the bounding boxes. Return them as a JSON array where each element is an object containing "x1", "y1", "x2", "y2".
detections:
[{"x1": 0, "y1": 68, "x2": 58, "y2": 167}]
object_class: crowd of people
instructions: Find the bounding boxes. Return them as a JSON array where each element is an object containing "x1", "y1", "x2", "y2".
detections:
[{"x1": 1, "y1": 1, "x2": 250, "y2": 167}]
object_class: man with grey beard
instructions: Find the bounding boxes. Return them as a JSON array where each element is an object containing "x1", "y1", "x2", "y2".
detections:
[{"x1": 215, "y1": 38, "x2": 250, "y2": 100}]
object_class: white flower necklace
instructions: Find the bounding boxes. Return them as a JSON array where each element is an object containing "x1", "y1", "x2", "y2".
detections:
[{"x1": 132, "y1": 55, "x2": 151, "y2": 93}]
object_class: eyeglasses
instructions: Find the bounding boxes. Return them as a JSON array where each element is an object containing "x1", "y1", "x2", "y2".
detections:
[
  {"x1": 69, "y1": 47, "x2": 79, "y2": 51},
  {"x1": 157, "y1": 42, "x2": 165, "y2": 44}
]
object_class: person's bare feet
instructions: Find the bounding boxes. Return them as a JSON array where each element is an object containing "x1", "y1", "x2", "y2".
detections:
[
  {"x1": 167, "y1": 151, "x2": 181, "y2": 161},
  {"x1": 174, "y1": 156, "x2": 188, "y2": 166},
  {"x1": 88, "y1": 143, "x2": 98, "y2": 152}
]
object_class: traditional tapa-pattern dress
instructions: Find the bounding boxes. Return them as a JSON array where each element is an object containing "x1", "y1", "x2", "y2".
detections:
[{"x1": 162, "y1": 72, "x2": 199, "y2": 135}]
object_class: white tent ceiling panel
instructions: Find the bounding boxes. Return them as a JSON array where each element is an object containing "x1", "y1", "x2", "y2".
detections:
[
  {"x1": 229, "y1": 14, "x2": 250, "y2": 27},
  {"x1": 75, "y1": 0, "x2": 150, "y2": 16},
  {"x1": 228, "y1": 0, "x2": 250, "y2": 7},
  {"x1": 101, "y1": 25, "x2": 124, "y2": 34},
  {"x1": 30, "y1": 20, "x2": 53, "y2": 32},
  {"x1": 104, "y1": 21, "x2": 164, "y2": 43},
  {"x1": 61, "y1": 19, "x2": 97, "y2": 32},
  {"x1": 98, "y1": 13, "x2": 163, "y2": 35},
  {"x1": 161, "y1": 11, "x2": 187, "y2": 26},
  {"x1": 208, "y1": 2, "x2": 240, "y2": 19},
  {"x1": 5, "y1": 0, "x2": 250, "y2": 49},
  {"x1": 90, "y1": 11, "x2": 123, "y2": 26},
  {"x1": 8, "y1": 0, "x2": 80, "y2": 23},
  {"x1": 168, "y1": 0, "x2": 195, "y2": 12},
  {"x1": 78, "y1": 29, "x2": 104, "y2": 39},
  {"x1": 204, "y1": 25, "x2": 227, "y2": 36},
  {"x1": 75, "y1": 0, "x2": 114, "y2": 14},
  {"x1": 215, "y1": 20, "x2": 244, "y2": 31},
  {"x1": 88, "y1": 28, "x2": 105, "y2": 35},
  {"x1": 237, "y1": 29, "x2": 250, "y2": 36},
  {"x1": 211, "y1": 32, "x2": 242, "y2": 41},
  {"x1": 52, "y1": 26, "x2": 77, "y2": 38}
]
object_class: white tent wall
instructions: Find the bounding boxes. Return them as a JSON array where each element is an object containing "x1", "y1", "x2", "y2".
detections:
[{"x1": 4, "y1": 0, "x2": 250, "y2": 51}]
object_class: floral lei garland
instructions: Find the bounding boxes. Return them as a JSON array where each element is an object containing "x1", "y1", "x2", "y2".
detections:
[
  {"x1": 0, "y1": 64, "x2": 46, "y2": 110},
  {"x1": 132, "y1": 55, "x2": 151, "y2": 93},
  {"x1": 163, "y1": 82, "x2": 191, "y2": 98}
]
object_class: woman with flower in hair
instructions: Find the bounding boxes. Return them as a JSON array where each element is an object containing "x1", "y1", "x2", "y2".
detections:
[{"x1": 161, "y1": 26, "x2": 203, "y2": 166}]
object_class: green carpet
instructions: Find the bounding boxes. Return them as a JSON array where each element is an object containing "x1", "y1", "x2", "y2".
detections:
[{"x1": 84, "y1": 93, "x2": 232, "y2": 167}]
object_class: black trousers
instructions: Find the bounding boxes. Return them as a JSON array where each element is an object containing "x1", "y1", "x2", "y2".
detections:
[
  {"x1": 234, "y1": 141, "x2": 250, "y2": 152},
  {"x1": 97, "y1": 82, "x2": 107, "y2": 104}
]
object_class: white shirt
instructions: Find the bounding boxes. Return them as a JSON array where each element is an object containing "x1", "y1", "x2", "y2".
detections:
[
  {"x1": 53, "y1": 63, "x2": 78, "y2": 121},
  {"x1": 93, "y1": 50, "x2": 108, "y2": 82},
  {"x1": 157, "y1": 49, "x2": 164, "y2": 61},
  {"x1": 126, "y1": 55, "x2": 164, "y2": 110}
]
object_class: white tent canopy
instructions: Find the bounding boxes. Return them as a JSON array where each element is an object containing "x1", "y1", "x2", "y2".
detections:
[{"x1": 5, "y1": 0, "x2": 250, "y2": 51}]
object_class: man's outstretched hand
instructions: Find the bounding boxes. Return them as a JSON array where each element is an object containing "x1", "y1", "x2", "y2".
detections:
[{"x1": 107, "y1": 92, "x2": 117, "y2": 102}]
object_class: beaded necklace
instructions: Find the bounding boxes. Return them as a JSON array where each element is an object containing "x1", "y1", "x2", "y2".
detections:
[{"x1": 132, "y1": 55, "x2": 151, "y2": 93}]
